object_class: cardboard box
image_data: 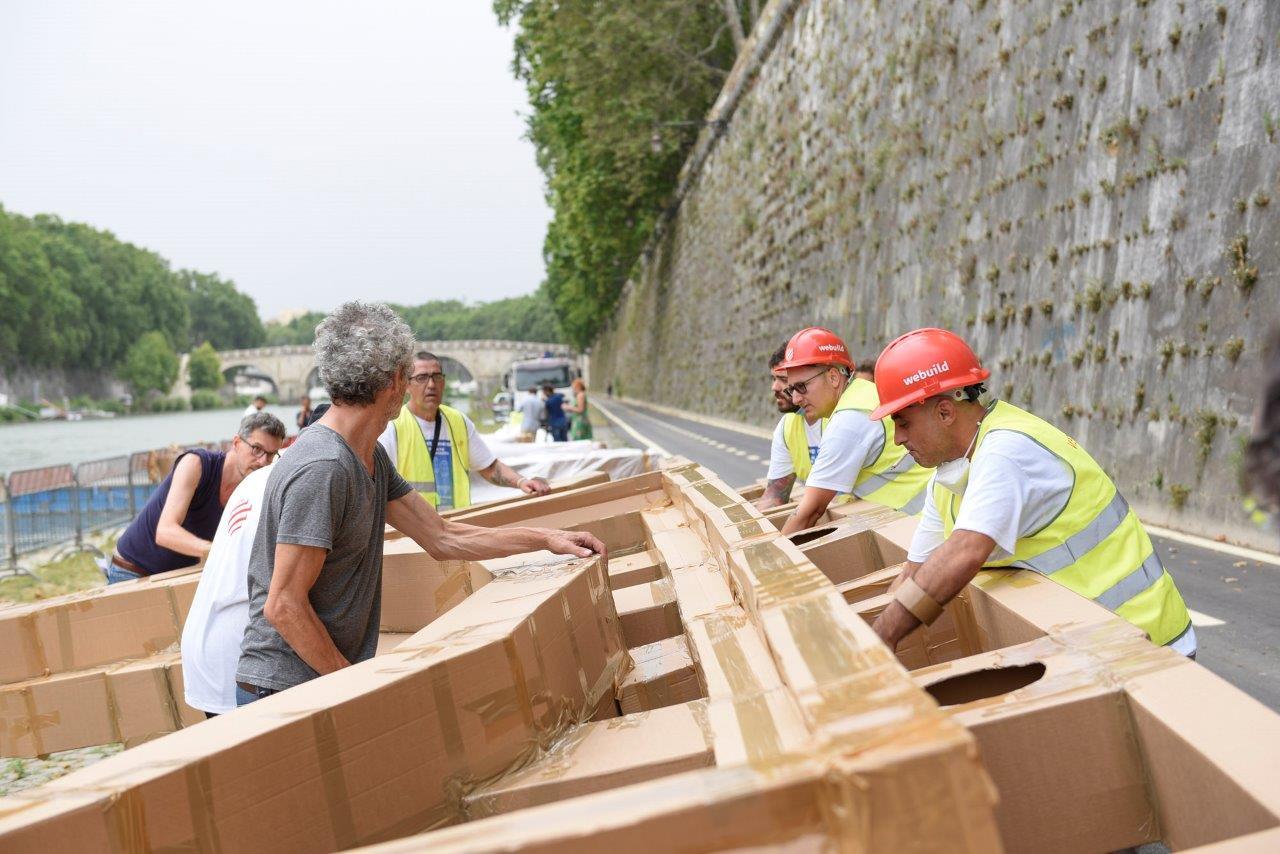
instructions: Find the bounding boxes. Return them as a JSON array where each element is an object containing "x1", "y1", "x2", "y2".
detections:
[
  {"x1": 795, "y1": 523, "x2": 909, "y2": 586},
  {"x1": 462, "y1": 701, "x2": 714, "y2": 819},
  {"x1": 612, "y1": 580, "x2": 681, "y2": 648},
  {"x1": 0, "y1": 574, "x2": 195, "y2": 686},
  {"x1": 605, "y1": 548, "x2": 664, "y2": 590},
  {"x1": 616, "y1": 635, "x2": 701, "y2": 714},
  {"x1": 379, "y1": 539, "x2": 475, "y2": 632},
  {"x1": 0, "y1": 557, "x2": 627, "y2": 851}
]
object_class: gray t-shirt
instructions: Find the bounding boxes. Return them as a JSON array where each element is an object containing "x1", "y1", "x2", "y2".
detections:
[
  {"x1": 517, "y1": 393, "x2": 545, "y2": 433},
  {"x1": 237, "y1": 424, "x2": 411, "y2": 691}
]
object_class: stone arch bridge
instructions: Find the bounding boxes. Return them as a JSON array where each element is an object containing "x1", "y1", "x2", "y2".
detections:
[{"x1": 173, "y1": 340, "x2": 573, "y2": 402}]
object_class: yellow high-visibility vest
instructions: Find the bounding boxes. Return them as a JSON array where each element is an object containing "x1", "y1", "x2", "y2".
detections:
[
  {"x1": 936, "y1": 401, "x2": 1192, "y2": 647},
  {"x1": 831, "y1": 378, "x2": 932, "y2": 514},
  {"x1": 391, "y1": 404, "x2": 471, "y2": 510},
  {"x1": 781, "y1": 411, "x2": 823, "y2": 482}
]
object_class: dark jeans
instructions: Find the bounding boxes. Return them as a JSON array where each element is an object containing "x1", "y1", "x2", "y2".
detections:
[
  {"x1": 236, "y1": 683, "x2": 278, "y2": 707},
  {"x1": 549, "y1": 421, "x2": 569, "y2": 442}
]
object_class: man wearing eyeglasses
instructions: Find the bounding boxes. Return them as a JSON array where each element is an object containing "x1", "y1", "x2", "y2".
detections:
[
  {"x1": 757, "y1": 342, "x2": 821, "y2": 510},
  {"x1": 106, "y1": 411, "x2": 287, "y2": 583},
  {"x1": 777, "y1": 328, "x2": 933, "y2": 535},
  {"x1": 378, "y1": 351, "x2": 550, "y2": 511}
]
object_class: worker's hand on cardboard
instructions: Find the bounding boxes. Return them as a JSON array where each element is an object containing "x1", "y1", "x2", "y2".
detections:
[
  {"x1": 518, "y1": 476, "x2": 551, "y2": 496},
  {"x1": 544, "y1": 530, "x2": 607, "y2": 560}
]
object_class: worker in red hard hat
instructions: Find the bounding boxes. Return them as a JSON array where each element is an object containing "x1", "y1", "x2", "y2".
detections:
[
  {"x1": 777, "y1": 327, "x2": 933, "y2": 534},
  {"x1": 867, "y1": 328, "x2": 1196, "y2": 658}
]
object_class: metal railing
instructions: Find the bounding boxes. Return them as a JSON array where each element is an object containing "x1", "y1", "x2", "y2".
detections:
[{"x1": 1, "y1": 440, "x2": 231, "y2": 573}]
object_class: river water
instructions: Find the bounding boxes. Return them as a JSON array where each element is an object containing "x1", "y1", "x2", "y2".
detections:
[{"x1": 0, "y1": 399, "x2": 482, "y2": 474}]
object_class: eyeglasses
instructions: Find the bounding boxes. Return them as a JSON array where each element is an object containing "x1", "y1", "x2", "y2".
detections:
[
  {"x1": 243, "y1": 439, "x2": 279, "y2": 462},
  {"x1": 785, "y1": 368, "x2": 830, "y2": 398},
  {"x1": 410, "y1": 372, "x2": 447, "y2": 385}
]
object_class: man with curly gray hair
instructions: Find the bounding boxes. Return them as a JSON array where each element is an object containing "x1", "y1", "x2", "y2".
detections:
[{"x1": 235, "y1": 301, "x2": 606, "y2": 705}]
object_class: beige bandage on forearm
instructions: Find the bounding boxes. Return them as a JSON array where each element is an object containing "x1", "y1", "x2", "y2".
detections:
[{"x1": 894, "y1": 577, "x2": 944, "y2": 626}]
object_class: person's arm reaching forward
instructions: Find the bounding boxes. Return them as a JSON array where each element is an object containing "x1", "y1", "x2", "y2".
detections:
[
  {"x1": 870, "y1": 530, "x2": 994, "y2": 649},
  {"x1": 263, "y1": 543, "x2": 350, "y2": 675},
  {"x1": 477, "y1": 459, "x2": 551, "y2": 496},
  {"x1": 155, "y1": 454, "x2": 214, "y2": 558},
  {"x1": 386, "y1": 491, "x2": 604, "y2": 562}
]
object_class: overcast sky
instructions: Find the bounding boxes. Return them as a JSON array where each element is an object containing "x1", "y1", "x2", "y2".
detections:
[{"x1": 0, "y1": 1, "x2": 550, "y2": 320}]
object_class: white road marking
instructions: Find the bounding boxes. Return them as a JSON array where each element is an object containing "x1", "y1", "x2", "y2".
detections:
[
  {"x1": 1145, "y1": 523, "x2": 1280, "y2": 567},
  {"x1": 732, "y1": 448, "x2": 747, "y2": 456},
  {"x1": 591, "y1": 398, "x2": 670, "y2": 457},
  {"x1": 1187, "y1": 609, "x2": 1226, "y2": 627},
  {"x1": 746, "y1": 454, "x2": 761, "y2": 462}
]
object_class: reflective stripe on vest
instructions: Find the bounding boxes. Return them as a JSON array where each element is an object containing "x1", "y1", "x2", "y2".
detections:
[
  {"x1": 936, "y1": 401, "x2": 1191, "y2": 646},
  {"x1": 832, "y1": 377, "x2": 932, "y2": 514},
  {"x1": 781, "y1": 412, "x2": 820, "y2": 482},
  {"x1": 392, "y1": 404, "x2": 471, "y2": 510}
]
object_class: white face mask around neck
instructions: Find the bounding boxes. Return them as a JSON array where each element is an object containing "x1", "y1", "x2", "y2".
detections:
[{"x1": 934, "y1": 422, "x2": 981, "y2": 496}]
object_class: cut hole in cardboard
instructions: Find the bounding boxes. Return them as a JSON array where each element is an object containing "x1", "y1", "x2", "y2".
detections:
[
  {"x1": 924, "y1": 662, "x2": 1046, "y2": 707},
  {"x1": 788, "y1": 526, "x2": 838, "y2": 546}
]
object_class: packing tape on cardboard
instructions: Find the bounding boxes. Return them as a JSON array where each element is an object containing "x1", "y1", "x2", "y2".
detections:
[
  {"x1": 703, "y1": 611, "x2": 770, "y2": 697},
  {"x1": 182, "y1": 757, "x2": 222, "y2": 853},
  {"x1": 13, "y1": 686, "x2": 54, "y2": 757},
  {"x1": 16, "y1": 612, "x2": 50, "y2": 682},
  {"x1": 432, "y1": 565, "x2": 475, "y2": 614},
  {"x1": 733, "y1": 541, "x2": 829, "y2": 611},
  {"x1": 312, "y1": 708, "x2": 358, "y2": 848}
]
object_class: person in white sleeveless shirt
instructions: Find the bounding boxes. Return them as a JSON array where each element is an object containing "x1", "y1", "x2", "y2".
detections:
[{"x1": 180, "y1": 465, "x2": 272, "y2": 716}]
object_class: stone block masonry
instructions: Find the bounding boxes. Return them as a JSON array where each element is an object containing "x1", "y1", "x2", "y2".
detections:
[{"x1": 592, "y1": 0, "x2": 1280, "y2": 548}]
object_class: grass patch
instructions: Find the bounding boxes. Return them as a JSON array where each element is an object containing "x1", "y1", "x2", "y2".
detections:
[{"x1": 0, "y1": 548, "x2": 109, "y2": 604}]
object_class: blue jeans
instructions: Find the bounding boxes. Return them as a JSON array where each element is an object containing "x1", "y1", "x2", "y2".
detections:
[
  {"x1": 236, "y1": 683, "x2": 278, "y2": 707},
  {"x1": 549, "y1": 421, "x2": 569, "y2": 442},
  {"x1": 104, "y1": 561, "x2": 141, "y2": 585}
]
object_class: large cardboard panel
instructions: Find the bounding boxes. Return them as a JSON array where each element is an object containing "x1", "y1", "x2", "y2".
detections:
[
  {"x1": 914, "y1": 638, "x2": 1157, "y2": 853},
  {"x1": 966, "y1": 568, "x2": 1132, "y2": 648},
  {"x1": 450, "y1": 471, "x2": 665, "y2": 529},
  {"x1": 463, "y1": 701, "x2": 714, "y2": 819},
  {"x1": 617, "y1": 636, "x2": 701, "y2": 714},
  {"x1": 1125, "y1": 657, "x2": 1280, "y2": 849},
  {"x1": 683, "y1": 609, "x2": 783, "y2": 700},
  {"x1": 0, "y1": 559, "x2": 627, "y2": 852}
]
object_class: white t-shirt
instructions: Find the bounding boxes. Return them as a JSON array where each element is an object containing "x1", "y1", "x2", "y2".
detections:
[
  {"x1": 907, "y1": 429, "x2": 1196, "y2": 656},
  {"x1": 242, "y1": 404, "x2": 262, "y2": 417},
  {"x1": 803, "y1": 409, "x2": 887, "y2": 494},
  {"x1": 766, "y1": 415, "x2": 824, "y2": 481},
  {"x1": 180, "y1": 466, "x2": 272, "y2": 714},
  {"x1": 377, "y1": 411, "x2": 496, "y2": 473}
]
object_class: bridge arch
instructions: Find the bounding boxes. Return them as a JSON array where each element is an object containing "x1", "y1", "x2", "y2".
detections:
[{"x1": 204, "y1": 340, "x2": 574, "y2": 404}]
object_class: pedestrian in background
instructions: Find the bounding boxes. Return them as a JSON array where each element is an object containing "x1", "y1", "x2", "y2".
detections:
[
  {"x1": 565, "y1": 378, "x2": 593, "y2": 440},
  {"x1": 517, "y1": 386, "x2": 545, "y2": 442},
  {"x1": 543, "y1": 383, "x2": 569, "y2": 442},
  {"x1": 296, "y1": 395, "x2": 311, "y2": 431},
  {"x1": 243, "y1": 395, "x2": 268, "y2": 417}
]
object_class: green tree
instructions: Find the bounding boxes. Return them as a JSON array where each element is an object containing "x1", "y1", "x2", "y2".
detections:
[
  {"x1": 121, "y1": 331, "x2": 179, "y2": 398},
  {"x1": 187, "y1": 341, "x2": 223, "y2": 390},
  {"x1": 182, "y1": 271, "x2": 265, "y2": 350},
  {"x1": 263, "y1": 311, "x2": 327, "y2": 346},
  {"x1": 493, "y1": 1, "x2": 750, "y2": 346}
]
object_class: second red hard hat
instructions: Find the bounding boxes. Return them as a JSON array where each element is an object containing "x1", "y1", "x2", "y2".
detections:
[{"x1": 776, "y1": 327, "x2": 855, "y2": 371}]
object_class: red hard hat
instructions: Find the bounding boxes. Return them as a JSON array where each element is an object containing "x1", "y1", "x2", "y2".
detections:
[
  {"x1": 776, "y1": 327, "x2": 854, "y2": 371},
  {"x1": 869, "y1": 328, "x2": 990, "y2": 421}
]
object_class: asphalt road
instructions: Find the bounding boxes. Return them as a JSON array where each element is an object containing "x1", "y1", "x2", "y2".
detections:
[{"x1": 596, "y1": 397, "x2": 1280, "y2": 712}]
